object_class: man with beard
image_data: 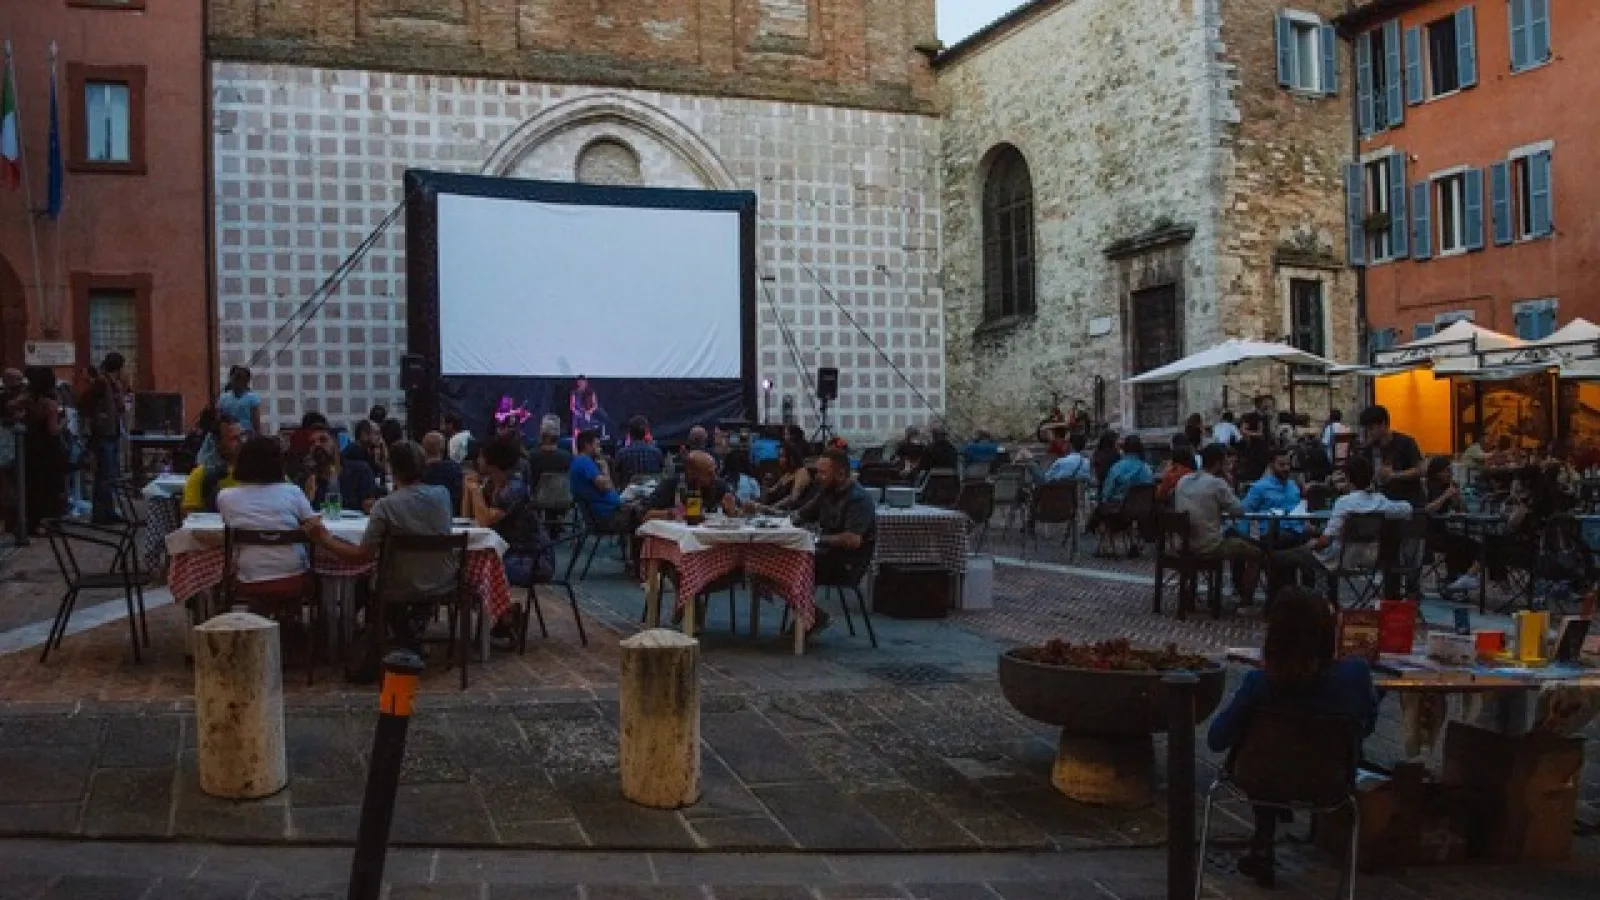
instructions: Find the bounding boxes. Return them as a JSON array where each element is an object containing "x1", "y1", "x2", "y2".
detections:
[{"x1": 301, "y1": 424, "x2": 381, "y2": 514}]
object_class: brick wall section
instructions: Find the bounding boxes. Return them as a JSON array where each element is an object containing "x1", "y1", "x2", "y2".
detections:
[
  {"x1": 207, "y1": 0, "x2": 938, "y2": 115},
  {"x1": 937, "y1": 0, "x2": 1358, "y2": 438}
]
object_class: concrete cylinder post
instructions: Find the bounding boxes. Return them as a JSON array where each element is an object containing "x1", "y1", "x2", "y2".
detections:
[
  {"x1": 618, "y1": 628, "x2": 701, "y2": 809},
  {"x1": 194, "y1": 611, "x2": 287, "y2": 799}
]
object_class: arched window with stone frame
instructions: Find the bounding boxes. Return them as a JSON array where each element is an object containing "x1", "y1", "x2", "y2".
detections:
[
  {"x1": 575, "y1": 137, "x2": 643, "y2": 186},
  {"x1": 981, "y1": 144, "x2": 1036, "y2": 323}
]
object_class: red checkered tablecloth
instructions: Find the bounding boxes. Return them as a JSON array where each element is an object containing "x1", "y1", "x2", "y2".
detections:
[
  {"x1": 872, "y1": 506, "x2": 971, "y2": 574},
  {"x1": 168, "y1": 548, "x2": 514, "y2": 623},
  {"x1": 639, "y1": 535, "x2": 816, "y2": 630}
]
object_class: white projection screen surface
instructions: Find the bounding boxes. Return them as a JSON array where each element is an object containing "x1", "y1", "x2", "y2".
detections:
[{"x1": 436, "y1": 192, "x2": 744, "y2": 380}]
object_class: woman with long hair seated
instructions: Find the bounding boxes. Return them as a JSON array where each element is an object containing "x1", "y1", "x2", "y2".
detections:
[
  {"x1": 217, "y1": 436, "x2": 327, "y2": 600},
  {"x1": 760, "y1": 441, "x2": 813, "y2": 511},
  {"x1": 1207, "y1": 587, "x2": 1378, "y2": 887}
]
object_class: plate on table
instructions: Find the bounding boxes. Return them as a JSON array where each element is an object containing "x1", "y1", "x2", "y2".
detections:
[
  {"x1": 697, "y1": 519, "x2": 743, "y2": 531},
  {"x1": 339, "y1": 511, "x2": 365, "y2": 520},
  {"x1": 452, "y1": 518, "x2": 474, "y2": 527}
]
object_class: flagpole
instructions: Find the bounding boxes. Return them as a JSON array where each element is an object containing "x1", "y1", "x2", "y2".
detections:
[
  {"x1": 47, "y1": 41, "x2": 63, "y2": 336},
  {"x1": 3, "y1": 41, "x2": 47, "y2": 342}
]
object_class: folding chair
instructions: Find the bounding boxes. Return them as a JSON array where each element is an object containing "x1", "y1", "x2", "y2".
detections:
[
  {"x1": 1328, "y1": 512, "x2": 1386, "y2": 608},
  {"x1": 376, "y1": 533, "x2": 474, "y2": 689},
  {"x1": 41, "y1": 519, "x2": 147, "y2": 664},
  {"x1": 1198, "y1": 710, "x2": 1363, "y2": 900},
  {"x1": 1152, "y1": 511, "x2": 1223, "y2": 620},
  {"x1": 223, "y1": 527, "x2": 324, "y2": 684},
  {"x1": 1024, "y1": 481, "x2": 1081, "y2": 563}
]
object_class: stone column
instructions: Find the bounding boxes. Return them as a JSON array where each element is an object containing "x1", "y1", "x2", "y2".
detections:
[
  {"x1": 618, "y1": 628, "x2": 701, "y2": 809},
  {"x1": 193, "y1": 612, "x2": 288, "y2": 800}
]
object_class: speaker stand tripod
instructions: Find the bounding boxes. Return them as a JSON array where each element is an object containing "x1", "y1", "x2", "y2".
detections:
[{"x1": 811, "y1": 397, "x2": 837, "y2": 446}]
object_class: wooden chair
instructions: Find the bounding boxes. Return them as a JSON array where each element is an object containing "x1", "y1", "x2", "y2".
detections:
[
  {"x1": 375, "y1": 532, "x2": 473, "y2": 689},
  {"x1": 222, "y1": 527, "x2": 323, "y2": 684},
  {"x1": 1151, "y1": 511, "x2": 1223, "y2": 620},
  {"x1": 41, "y1": 519, "x2": 148, "y2": 664},
  {"x1": 956, "y1": 480, "x2": 996, "y2": 551},
  {"x1": 1024, "y1": 481, "x2": 1081, "y2": 563},
  {"x1": 1198, "y1": 711, "x2": 1363, "y2": 900},
  {"x1": 1095, "y1": 483, "x2": 1156, "y2": 556}
]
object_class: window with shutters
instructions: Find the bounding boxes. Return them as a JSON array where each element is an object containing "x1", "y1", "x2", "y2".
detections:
[
  {"x1": 1364, "y1": 156, "x2": 1395, "y2": 262},
  {"x1": 68, "y1": 64, "x2": 146, "y2": 174},
  {"x1": 1513, "y1": 298, "x2": 1557, "y2": 340},
  {"x1": 1367, "y1": 28, "x2": 1391, "y2": 129},
  {"x1": 1436, "y1": 173, "x2": 1467, "y2": 254},
  {"x1": 1369, "y1": 328, "x2": 1400, "y2": 360},
  {"x1": 1426, "y1": 15, "x2": 1461, "y2": 95},
  {"x1": 1509, "y1": 0, "x2": 1553, "y2": 74},
  {"x1": 1509, "y1": 149, "x2": 1554, "y2": 240},
  {"x1": 981, "y1": 145, "x2": 1035, "y2": 323},
  {"x1": 1276, "y1": 11, "x2": 1333, "y2": 94},
  {"x1": 1413, "y1": 322, "x2": 1435, "y2": 340},
  {"x1": 1437, "y1": 310, "x2": 1474, "y2": 328}
]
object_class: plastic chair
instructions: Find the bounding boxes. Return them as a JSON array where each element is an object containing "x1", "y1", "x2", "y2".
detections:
[
  {"x1": 1198, "y1": 710, "x2": 1363, "y2": 900},
  {"x1": 375, "y1": 532, "x2": 473, "y2": 689},
  {"x1": 1025, "y1": 481, "x2": 1081, "y2": 563},
  {"x1": 1152, "y1": 511, "x2": 1223, "y2": 620},
  {"x1": 41, "y1": 519, "x2": 148, "y2": 664},
  {"x1": 222, "y1": 527, "x2": 323, "y2": 684}
]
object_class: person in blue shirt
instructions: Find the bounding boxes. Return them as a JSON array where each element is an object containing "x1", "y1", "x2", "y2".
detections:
[
  {"x1": 962, "y1": 430, "x2": 1002, "y2": 466},
  {"x1": 1019, "y1": 431, "x2": 1091, "y2": 484},
  {"x1": 1208, "y1": 586, "x2": 1378, "y2": 888},
  {"x1": 1099, "y1": 434, "x2": 1154, "y2": 503},
  {"x1": 569, "y1": 428, "x2": 628, "y2": 528},
  {"x1": 1239, "y1": 447, "x2": 1309, "y2": 544}
]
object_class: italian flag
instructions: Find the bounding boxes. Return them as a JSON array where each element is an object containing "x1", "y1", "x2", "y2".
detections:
[{"x1": 0, "y1": 64, "x2": 18, "y2": 189}]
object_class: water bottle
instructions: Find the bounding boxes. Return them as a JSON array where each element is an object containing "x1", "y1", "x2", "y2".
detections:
[{"x1": 325, "y1": 482, "x2": 342, "y2": 518}]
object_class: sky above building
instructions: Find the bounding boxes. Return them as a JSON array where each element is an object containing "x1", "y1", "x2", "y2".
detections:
[{"x1": 938, "y1": 0, "x2": 1030, "y2": 46}]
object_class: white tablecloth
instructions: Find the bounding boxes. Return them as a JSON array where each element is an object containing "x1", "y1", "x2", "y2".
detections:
[
  {"x1": 166, "y1": 512, "x2": 509, "y2": 557},
  {"x1": 141, "y1": 474, "x2": 189, "y2": 500},
  {"x1": 636, "y1": 518, "x2": 815, "y2": 554}
]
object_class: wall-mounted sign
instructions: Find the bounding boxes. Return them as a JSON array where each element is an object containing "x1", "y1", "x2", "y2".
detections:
[
  {"x1": 24, "y1": 341, "x2": 76, "y2": 367},
  {"x1": 1089, "y1": 316, "x2": 1114, "y2": 337}
]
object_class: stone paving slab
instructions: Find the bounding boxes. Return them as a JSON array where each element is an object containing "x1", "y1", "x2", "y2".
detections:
[{"x1": 0, "y1": 840, "x2": 1597, "y2": 900}]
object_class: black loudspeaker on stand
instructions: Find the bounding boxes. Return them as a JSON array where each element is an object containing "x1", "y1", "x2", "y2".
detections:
[{"x1": 813, "y1": 367, "x2": 839, "y2": 444}]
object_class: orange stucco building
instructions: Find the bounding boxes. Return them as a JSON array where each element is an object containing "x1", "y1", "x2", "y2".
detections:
[
  {"x1": 0, "y1": 0, "x2": 210, "y2": 413},
  {"x1": 1339, "y1": 0, "x2": 1598, "y2": 350}
]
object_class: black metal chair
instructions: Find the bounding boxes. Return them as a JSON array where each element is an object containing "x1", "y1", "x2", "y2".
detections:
[
  {"x1": 1328, "y1": 512, "x2": 1387, "y2": 608},
  {"x1": 859, "y1": 446, "x2": 885, "y2": 465},
  {"x1": 1025, "y1": 480, "x2": 1081, "y2": 563},
  {"x1": 109, "y1": 480, "x2": 155, "y2": 640},
  {"x1": 919, "y1": 469, "x2": 961, "y2": 508},
  {"x1": 1198, "y1": 710, "x2": 1363, "y2": 900},
  {"x1": 1095, "y1": 482, "x2": 1156, "y2": 556},
  {"x1": 782, "y1": 540, "x2": 877, "y2": 648},
  {"x1": 956, "y1": 480, "x2": 996, "y2": 551},
  {"x1": 1380, "y1": 513, "x2": 1432, "y2": 601},
  {"x1": 992, "y1": 465, "x2": 1027, "y2": 536},
  {"x1": 41, "y1": 519, "x2": 147, "y2": 664},
  {"x1": 375, "y1": 532, "x2": 473, "y2": 689},
  {"x1": 508, "y1": 499, "x2": 588, "y2": 650},
  {"x1": 222, "y1": 527, "x2": 323, "y2": 684},
  {"x1": 569, "y1": 498, "x2": 632, "y2": 581},
  {"x1": 1152, "y1": 511, "x2": 1223, "y2": 620},
  {"x1": 858, "y1": 464, "x2": 898, "y2": 490}
]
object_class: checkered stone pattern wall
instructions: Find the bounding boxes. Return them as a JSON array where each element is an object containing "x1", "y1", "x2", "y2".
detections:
[{"x1": 212, "y1": 63, "x2": 943, "y2": 439}]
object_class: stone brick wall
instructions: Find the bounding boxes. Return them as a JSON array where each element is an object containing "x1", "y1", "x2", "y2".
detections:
[
  {"x1": 212, "y1": 63, "x2": 941, "y2": 436},
  {"x1": 937, "y1": 0, "x2": 1218, "y2": 437},
  {"x1": 938, "y1": 0, "x2": 1359, "y2": 439},
  {"x1": 208, "y1": 0, "x2": 938, "y2": 115}
]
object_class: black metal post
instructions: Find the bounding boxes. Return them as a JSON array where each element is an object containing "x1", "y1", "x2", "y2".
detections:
[
  {"x1": 347, "y1": 650, "x2": 425, "y2": 900},
  {"x1": 1164, "y1": 671, "x2": 1199, "y2": 900},
  {"x1": 13, "y1": 424, "x2": 27, "y2": 547}
]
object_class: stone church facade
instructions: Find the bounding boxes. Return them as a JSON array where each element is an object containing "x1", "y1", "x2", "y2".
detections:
[
  {"x1": 937, "y1": 0, "x2": 1360, "y2": 438},
  {"x1": 209, "y1": 0, "x2": 944, "y2": 436}
]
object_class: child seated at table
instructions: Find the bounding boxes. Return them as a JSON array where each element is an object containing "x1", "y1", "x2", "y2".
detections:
[{"x1": 1207, "y1": 586, "x2": 1379, "y2": 887}]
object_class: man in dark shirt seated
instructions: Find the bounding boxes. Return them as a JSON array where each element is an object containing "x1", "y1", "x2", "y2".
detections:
[
  {"x1": 643, "y1": 451, "x2": 735, "y2": 522},
  {"x1": 528, "y1": 415, "x2": 574, "y2": 490},
  {"x1": 419, "y1": 431, "x2": 464, "y2": 513},
  {"x1": 919, "y1": 423, "x2": 960, "y2": 474},
  {"x1": 302, "y1": 424, "x2": 382, "y2": 513},
  {"x1": 615, "y1": 415, "x2": 665, "y2": 486},
  {"x1": 793, "y1": 448, "x2": 878, "y2": 636}
]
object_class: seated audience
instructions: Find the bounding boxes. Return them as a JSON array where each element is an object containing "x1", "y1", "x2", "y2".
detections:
[
  {"x1": 304, "y1": 424, "x2": 382, "y2": 513},
  {"x1": 464, "y1": 435, "x2": 533, "y2": 547},
  {"x1": 963, "y1": 430, "x2": 1002, "y2": 466},
  {"x1": 919, "y1": 424, "x2": 960, "y2": 474},
  {"x1": 614, "y1": 415, "x2": 665, "y2": 485},
  {"x1": 1272, "y1": 456, "x2": 1410, "y2": 583},
  {"x1": 1090, "y1": 430, "x2": 1120, "y2": 485},
  {"x1": 313, "y1": 440, "x2": 456, "y2": 643},
  {"x1": 182, "y1": 415, "x2": 244, "y2": 514},
  {"x1": 350, "y1": 419, "x2": 390, "y2": 483},
  {"x1": 1175, "y1": 444, "x2": 1262, "y2": 599},
  {"x1": 1240, "y1": 448, "x2": 1309, "y2": 548},
  {"x1": 1087, "y1": 435, "x2": 1154, "y2": 551},
  {"x1": 528, "y1": 415, "x2": 575, "y2": 487},
  {"x1": 1207, "y1": 586, "x2": 1378, "y2": 888},
  {"x1": 1018, "y1": 432, "x2": 1091, "y2": 483},
  {"x1": 1486, "y1": 433, "x2": 1519, "y2": 469},
  {"x1": 889, "y1": 425, "x2": 922, "y2": 465},
  {"x1": 1155, "y1": 435, "x2": 1195, "y2": 504},
  {"x1": 793, "y1": 448, "x2": 879, "y2": 635},
  {"x1": 218, "y1": 436, "x2": 323, "y2": 598},
  {"x1": 721, "y1": 449, "x2": 763, "y2": 505},
  {"x1": 420, "y1": 431, "x2": 464, "y2": 513},
  {"x1": 1211, "y1": 411, "x2": 1242, "y2": 446},
  {"x1": 644, "y1": 451, "x2": 736, "y2": 522},
  {"x1": 761, "y1": 441, "x2": 815, "y2": 511},
  {"x1": 567, "y1": 429, "x2": 630, "y2": 530},
  {"x1": 445, "y1": 414, "x2": 472, "y2": 463},
  {"x1": 285, "y1": 411, "x2": 330, "y2": 482}
]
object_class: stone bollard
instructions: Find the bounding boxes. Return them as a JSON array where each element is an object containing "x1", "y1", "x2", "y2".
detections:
[
  {"x1": 194, "y1": 612, "x2": 288, "y2": 799},
  {"x1": 618, "y1": 628, "x2": 701, "y2": 809}
]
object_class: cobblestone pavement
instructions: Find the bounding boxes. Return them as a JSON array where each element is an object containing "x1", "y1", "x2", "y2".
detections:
[{"x1": 1, "y1": 839, "x2": 1596, "y2": 900}]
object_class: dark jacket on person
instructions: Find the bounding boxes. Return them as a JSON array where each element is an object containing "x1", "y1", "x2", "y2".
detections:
[{"x1": 421, "y1": 458, "x2": 465, "y2": 513}]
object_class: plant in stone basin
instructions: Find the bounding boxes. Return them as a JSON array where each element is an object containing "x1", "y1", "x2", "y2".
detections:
[{"x1": 1013, "y1": 638, "x2": 1210, "y2": 672}]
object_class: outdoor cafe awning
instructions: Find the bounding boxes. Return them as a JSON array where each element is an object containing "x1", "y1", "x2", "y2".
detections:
[
  {"x1": 1371, "y1": 320, "x2": 1524, "y2": 369},
  {"x1": 1125, "y1": 338, "x2": 1333, "y2": 384},
  {"x1": 1479, "y1": 317, "x2": 1600, "y2": 369}
]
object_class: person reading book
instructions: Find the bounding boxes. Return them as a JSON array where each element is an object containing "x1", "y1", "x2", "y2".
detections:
[{"x1": 1207, "y1": 586, "x2": 1379, "y2": 888}]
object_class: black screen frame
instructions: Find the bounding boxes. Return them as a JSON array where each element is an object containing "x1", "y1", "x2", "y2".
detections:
[{"x1": 403, "y1": 169, "x2": 759, "y2": 438}]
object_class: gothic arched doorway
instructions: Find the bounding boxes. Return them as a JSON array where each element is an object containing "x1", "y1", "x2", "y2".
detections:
[{"x1": 0, "y1": 255, "x2": 26, "y2": 367}]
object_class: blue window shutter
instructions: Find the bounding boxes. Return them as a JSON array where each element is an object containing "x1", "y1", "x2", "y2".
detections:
[
  {"x1": 1457, "y1": 6, "x2": 1478, "y2": 88},
  {"x1": 1357, "y1": 34, "x2": 1375, "y2": 135},
  {"x1": 1320, "y1": 25, "x2": 1338, "y2": 96},
  {"x1": 1464, "y1": 168, "x2": 1485, "y2": 250},
  {"x1": 1405, "y1": 26, "x2": 1424, "y2": 105},
  {"x1": 1276, "y1": 13, "x2": 1294, "y2": 88},
  {"x1": 1414, "y1": 323, "x2": 1435, "y2": 340},
  {"x1": 1345, "y1": 163, "x2": 1366, "y2": 266},
  {"x1": 1514, "y1": 308, "x2": 1533, "y2": 340},
  {"x1": 1490, "y1": 161, "x2": 1513, "y2": 245},
  {"x1": 1384, "y1": 20, "x2": 1405, "y2": 127},
  {"x1": 1531, "y1": 0, "x2": 1552, "y2": 66},
  {"x1": 1390, "y1": 155, "x2": 1409, "y2": 258},
  {"x1": 1540, "y1": 303, "x2": 1557, "y2": 339},
  {"x1": 1510, "y1": 0, "x2": 1531, "y2": 70},
  {"x1": 1530, "y1": 150, "x2": 1553, "y2": 236},
  {"x1": 1412, "y1": 181, "x2": 1432, "y2": 260}
]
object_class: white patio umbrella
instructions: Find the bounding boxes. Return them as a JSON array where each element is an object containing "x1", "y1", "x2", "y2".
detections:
[{"x1": 1126, "y1": 338, "x2": 1334, "y2": 384}]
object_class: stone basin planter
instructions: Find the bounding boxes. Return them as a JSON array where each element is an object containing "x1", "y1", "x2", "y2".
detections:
[{"x1": 998, "y1": 647, "x2": 1225, "y2": 808}]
